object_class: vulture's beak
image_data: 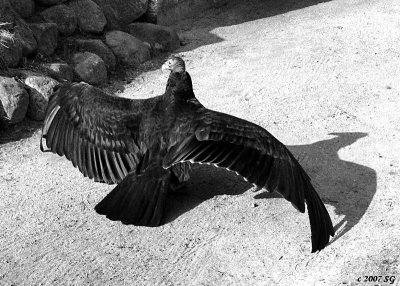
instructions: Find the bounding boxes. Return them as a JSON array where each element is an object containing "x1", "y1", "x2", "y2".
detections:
[{"x1": 161, "y1": 63, "x2": 170, "y2": 72}]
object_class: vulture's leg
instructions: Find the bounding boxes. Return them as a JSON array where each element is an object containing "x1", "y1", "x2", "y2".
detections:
[{"x1": 95, "y1": 164, "x2": 171, "y2": 226}]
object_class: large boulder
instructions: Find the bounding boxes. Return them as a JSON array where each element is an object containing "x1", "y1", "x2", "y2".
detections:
[
  {"x1": 0, "y1": 35, "x2": 23, "y2": 68},
  {"x1": 92, "y1": 0, "x2": 147, "y2": 30},
  {"x1": 68, "y1": 0, "x2": 106, "y2": 34},
  {"x1": 0, "y1": 0, "x2": 15, "y2": 21},
  {"x1": 40, "y1": 62, "x2": 73, "y2": 82},
  {"x1": 14, "y1": 24, "x2": 37, "y2": 56},
  {"x1": 128, "y1": 22, "x2": 180, "y2": 52},
  {"x1": 40, "y1": 4, "x2": 77, "y2": 36},
  {"x1": 0, "y1": 76, "x2": 29, "y2": 125},
  {"x1": 23, "y1": 73, "x2": 59, "y2": 121},
  {"x1": 30, "y1": 23, "x2": 58, "y2": 56},
  {"x1": 35, "y1": 0, "x2": 67, "y2": 6},
  {"x1": 72, "y1": 52, "x2": 107, "y2": 85},
  {"x1": 0, "y1": 0, "x2": 33, "y2": 62},
  {"x1": 105, "y1": 30, "x2": 150, "y2": 67},
  {"x1": 142, "y1": 0, "x2": 157, "y2": 23},
  {"x1": 73, "y1": 39, "x2": 116, "y2": 70},
  {"x1": 0, "y1": 0, "x2": 23, "y2": 29},
  {"x1": 9, "y1": 0, "x2": 35, "y2": 18}
]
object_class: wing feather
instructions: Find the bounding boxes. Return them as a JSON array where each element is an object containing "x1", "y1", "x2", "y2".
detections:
[
  {"x1": 46, "y1": 109, "x2": 62, "y2": 149},
  {"x1": 164, "y1": 107, "x2": 334, "y2": 252},
  {"x1": 103, "y1": 150, "x2": 115, "y2": 183},
  {"x1": 55, "y1": 116, "x2": 68, "y2": 156},
  {"x1": 91, "y1": 143, "x2": 100, "y2": 182},
  {"x1": 115, "y1": 153, "x2": 129, "y2": 176},
  {"x1": 63, "y1": 121, "x2": 73, "y2": 161},
  {"x1": 96, "y1": 148, "x2": 107, "y2": 183},
  {"x1": 72, "y1": 129, "x2": 80, "y2": 169},
  {"x1": 77, "y1": 135, "x2": 87, "y2": 176},
  {"x1": 43, "y1": 105, "x2": 60, "y2": 136},
  {"x1": 41, "y1": 82, "x2": 145, "y2": 184},
  {"x1": 85, "y1": 141, "x2": 94, "y2": 179}
]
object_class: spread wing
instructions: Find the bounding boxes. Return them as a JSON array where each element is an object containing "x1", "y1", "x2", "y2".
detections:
[
  {"x1": 164, "y1": 104, "x2": 335, "y2": 252},
  {"x1": 41, "y1": 82, "x2": 144, "y2": 184}
]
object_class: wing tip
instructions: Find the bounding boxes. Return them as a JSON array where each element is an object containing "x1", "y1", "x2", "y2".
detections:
[
  {"x1": 40, "y1": 135, "x2": 50, "y2": 152},
  {"x1": 308, "y1": 195, "x2": 335, "y2": 253}
]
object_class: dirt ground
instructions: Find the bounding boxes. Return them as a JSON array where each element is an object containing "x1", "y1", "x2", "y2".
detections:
[{"x1": 1, "y1": 0, "x2": 400, "y2": 285}]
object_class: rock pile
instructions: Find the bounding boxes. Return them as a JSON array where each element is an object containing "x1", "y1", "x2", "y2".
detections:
[
  {"x1": 0, "y1": 0, "x2": 227, "y2": 126},
  {"x1": 0, "y1": 0, "x2": 185, "y2": 126}
]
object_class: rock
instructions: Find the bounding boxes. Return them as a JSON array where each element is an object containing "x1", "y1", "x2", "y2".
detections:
[
  {"x1": 72, "y1": 52, "x2": 107, "y2": 85},
  {"x1": 128, "y1": 22, "x2": 180, "y2": 52},
  {"x1": 29, "y1": 23, "x2": 58, "y2": 56},
  {"x1": 9, "y1": 0, "x2": 35, "y2": 18},
  {"x1": 105, "y1": 30, "x2": 151, "y2": 67},
  {"x1": 0, "y1": 0, "x2": 14, "y2": 20},
  {"x1": 0, "y1": 0, "x2": 32, "y2": 61},
  {"x1": 68, "y1": 0, "x2": 106, "y2": 34},
  {"x1": 0, "y1": 0, "x2": 22, "y2": 28},
  {"x1": 0, "y1": 76, "x2": 29, "y2": 125},
  {"x1": 13, "y1": 24, "x2": 37, "y2": 56},
  {"x1": 74, "y1": 39, "x2": 116, "y2": 70},
  {"x1": 35, "y1": 0, "x2": 67, "y2": 6},
  {"x1": 40, "y1": 4, "x2": 77, "y2": 36},
  {"x1": 40, "y1": 62, "x2": 73, "y2": 82},
  {"x1": 92, "y1": 0, "x2": 147, "y2": 30},
  {"x1": 141, "y1": 0, "x2": 157, "y2": 23},
  {"x1": 23, "y1": 73, "x2": 59, "y2": 121},
  {"x1": 0, "y1": 35, "x2": 23, "y2": 68}
]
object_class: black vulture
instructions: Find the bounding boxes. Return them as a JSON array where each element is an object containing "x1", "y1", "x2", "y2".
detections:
[{"x1": 40, "y1": 56, "x2": 334, "y2": 252}]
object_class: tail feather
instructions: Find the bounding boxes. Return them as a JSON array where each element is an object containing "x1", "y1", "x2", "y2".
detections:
[{"x1": 95, "y1": 165, "x2": 170, "y2": 226}]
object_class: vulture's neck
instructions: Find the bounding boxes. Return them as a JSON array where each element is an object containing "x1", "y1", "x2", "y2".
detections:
[{"x1": 165, "y1": 71, "x2": 195, "y2": 102}]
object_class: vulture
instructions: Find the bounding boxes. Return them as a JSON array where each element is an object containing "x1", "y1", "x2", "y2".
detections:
[{"x1": 40, "y1": 56, "x2": 334, "y2": 252}]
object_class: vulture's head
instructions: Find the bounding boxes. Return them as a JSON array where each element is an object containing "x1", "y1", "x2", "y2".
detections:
[{"x1": 161, "y1": 56, "x2": 186, "y2": 73}]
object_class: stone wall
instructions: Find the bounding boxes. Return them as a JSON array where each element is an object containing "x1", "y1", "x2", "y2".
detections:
[{"x1": 0, "y1": 0, "x2": 227, "y2": 127}]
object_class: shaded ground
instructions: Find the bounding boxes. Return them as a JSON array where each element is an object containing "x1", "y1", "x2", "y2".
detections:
[{"x1": 1, "y1": 0, "x2": 400, "y2": 285}]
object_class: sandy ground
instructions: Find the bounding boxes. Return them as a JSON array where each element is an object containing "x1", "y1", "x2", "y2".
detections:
[{"x1": 1, "y1": 0, "x2": 400, "y2": 285}]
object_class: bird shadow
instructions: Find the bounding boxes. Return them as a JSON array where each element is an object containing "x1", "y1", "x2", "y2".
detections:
[{"x1": 163, "y1": 132, "x2": 376, "y2": 245}]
